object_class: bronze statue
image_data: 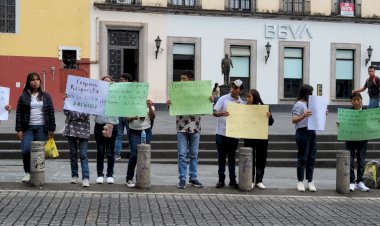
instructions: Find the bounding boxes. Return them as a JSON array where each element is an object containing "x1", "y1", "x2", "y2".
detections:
[{"x1": 221, "y1": 54, "x2": 233, "y2": 85}]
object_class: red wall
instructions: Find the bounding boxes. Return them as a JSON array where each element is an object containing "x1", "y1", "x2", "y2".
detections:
[{"x1": 0, "y1": 56, "x2": 90, "y2": 110}]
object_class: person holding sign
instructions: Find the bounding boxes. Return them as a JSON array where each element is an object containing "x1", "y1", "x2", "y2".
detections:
[
  {"x1": 213, "y1": 79, "x2": 244, "y2": 189},
  {"x1": 337, "y1": 93, "x2": 370, "y2": 192},
  {"x1": 352, "y1": 66, "x2": 380, "y2": 109},
  {"x1": 167, "y1": 70, "x2": 214, "y2": 189},
  {"x1": 291, "y1": 84, "x2": 317, "y2": 192},
  {"x1": 15, "y1": 72, "x2": 56, "y2": 183},
  {"x1": 94, "y1": 75, "x2": 119, "y2": 185},
  {"x1": 126, "y1": 99, "x2": 155, "y2": 188},
  {"x1": 244, "y1": 89, "x2": 274, "y2": 190}
]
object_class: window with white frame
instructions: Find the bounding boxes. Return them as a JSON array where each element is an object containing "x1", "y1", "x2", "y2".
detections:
[
  {"x1": 230, "y1": 46, "x2": 250, "y2": 91},
  {"x1": 284, "y1": 48, "x2": 303, "y2": 98},
  {"x1": 335, "y1": 50, "x2": 354, "y2": 99}
]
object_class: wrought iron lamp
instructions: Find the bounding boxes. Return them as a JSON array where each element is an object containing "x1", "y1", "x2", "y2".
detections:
[
  {"x1": 155, "y1": 36, "x2": 162, "y2": 59},
  {"x1": 365, "y1": 45, "x2": 373, "y2": 66}
]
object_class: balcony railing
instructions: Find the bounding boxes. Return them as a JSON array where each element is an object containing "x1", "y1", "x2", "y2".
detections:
[
  {"x1": 167, "y1": 0, "x2": 201, "y2": 9},
  {"x1": 281, "y1": 0, "x2": 310, "y2": 15},
  {"x1": 108, "y1": 0, "x2": 141, "y2": 5},
  {"x1": 227, "y1": 0, "x2": 256, "y2": 12}
]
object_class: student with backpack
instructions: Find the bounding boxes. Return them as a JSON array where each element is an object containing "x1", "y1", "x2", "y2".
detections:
[{"x1": 352, "y1": 66, "x2": 380, "y2": 108}]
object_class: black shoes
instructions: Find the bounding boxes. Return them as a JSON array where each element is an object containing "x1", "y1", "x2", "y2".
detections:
[{"x1": 216, "y1": 181, "x2": 225, "y2": 188}]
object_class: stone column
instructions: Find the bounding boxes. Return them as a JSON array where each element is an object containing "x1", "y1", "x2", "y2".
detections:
[
  {"x1": 238, "y1": 147, "x2": 253, "y2": 191},
  {"x1": 336, "y1": 151, "x2": 350, "y2": 194},
  {"x1": 136, "y1": 144, "x2": 151, "y2": 189},
  {"x1": 30, "y1": 141, "x2": 45, "y2": 186}
]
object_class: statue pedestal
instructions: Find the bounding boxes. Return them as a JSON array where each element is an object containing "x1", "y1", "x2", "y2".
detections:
[{"x1": 220, "y1": 84, "x2": 230, "y2": 96}]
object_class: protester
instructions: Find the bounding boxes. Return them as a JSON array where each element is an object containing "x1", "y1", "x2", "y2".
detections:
[
  {"x1": 167, "y1": 69, "x2": 213, "y2": 189},
  {"x1": 352, "y1": 66, "x2": 380, "y2": 108},
  {"x1": 291, "y1": 84, "x2": 317, "y2": 192},
  {"x1": 0, "y1": 105, "x2": 11, "y2": 125},
  {"x1": 244, "y1": 89, "x2": 274, "y2": 189},
  {"x1": 212, "y1": 83, "x2": 220, "y2": 105},
  {"x1": 63, "y1": 109, "x2": 91, "y2": 187},
  {"x1": 213, "y1": 79, "x2": 244, "y2": 189},
  {"x1": 114, "y1": 73, "x2": 132, "y2": 160},
  {"x1": 95, "y1": 75, "x2": 119, "y2": 184},
  {"x1": 126, "y1": 99, "x2": 155, "y2": 188},
  {"x1": 337, "y1": 92, "x2": 370, "y2": 192},
  {"x1": 15, "y1": 72, "x2": 55, "y2": 182}
]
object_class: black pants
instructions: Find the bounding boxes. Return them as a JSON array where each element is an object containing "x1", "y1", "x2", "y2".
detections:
[
  {"x1": 94, "y1": 123, "x2": 117, "y2": 177},
  {"x1": 216, "y1": 134, "x2": 239, "y2": 181},
  {"x1": 244, "y1": 139, "x2": 268, "y2": 183},
  {"x1": 346, "y1": 141, "x2": 368, "y2": 183}
]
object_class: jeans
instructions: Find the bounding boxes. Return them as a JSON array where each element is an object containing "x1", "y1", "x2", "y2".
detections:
[
  {"x1": 115, "y1": 117, "x2": 129, "y2": 156},
  {"x1": 346, "y1": 141, "x2": 368, "y2": 183},
  {"x1": 126, "y1": 128, "x2": 152, "y2": 181},
  {"x1": 94, "y1": 123, "x2": 117, "y2": 177},
  {"x1": 368, "y1": 98, "x2": 379, "y2": 109},
  {"x1": 21, "y1": 125, "x2": 47, "y2": 173},
  {"x1": 68, "y1": 136, "x2": 89, "y2": 179},
  {"x1": 244, "y1": 139, "x2": 269, "y2": 183},
  {"x1": 177, "y1": 132, "x2": 200, "y2": 181},
  {"x1": 295, "y1": 128, "x2": 317, "y2": 182},
  {"x1": 215, "y1": 134, "x2": 239, "y2": 181}
]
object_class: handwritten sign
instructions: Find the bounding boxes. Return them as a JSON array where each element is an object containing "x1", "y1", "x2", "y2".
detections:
[
  {"x1": 169, "y1": 80, "x2": 212, "y2": 116},
  {"x1": 105, "y1": 82, "x2": 149, "y2": 117},
  {"x1": 226, "y1": 103, "x2": 269, "y2": 139},
  {"x1": 338, "y1": 108, "x2": 380, "y2": 141},
  {"x1": 307, "y1": 95, "x2": 328, "y2": 131},
  {"x1": 63, "y1": 75, "x2": 109, "y2": 116},
  {"x1": 0, "y1": 86, "x2": 10, "y2": 120}
]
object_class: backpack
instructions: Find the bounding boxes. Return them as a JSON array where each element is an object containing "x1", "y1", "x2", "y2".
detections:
[{"x1": 363, "y1": 160, "x2": 380, "y2": 189}]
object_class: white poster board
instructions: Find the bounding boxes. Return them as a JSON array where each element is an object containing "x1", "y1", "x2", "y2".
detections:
[
  {"x1": 0, "y1": 87, "x2": 10, "y2": 120},
  {"x1": 307, "y1": 95, "x2": 328, "y2": 131}
]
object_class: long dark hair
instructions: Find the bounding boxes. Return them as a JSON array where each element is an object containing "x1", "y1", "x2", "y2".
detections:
[
  {"x1": 24, "y1": 72, "x2": 43, "y2": 100},
  {"x1": 248, "y1": 89, "x2": 264, "y2": 105},
  {"x1": 297, "y1": 84, "x2": 313, "y2": 102},
  {"x1": 213, "y1": 83, "x2": 219, "y2": 92}
]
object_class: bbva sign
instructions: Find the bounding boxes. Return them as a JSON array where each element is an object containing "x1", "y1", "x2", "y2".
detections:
[{"x1": 265, "y1": 24, "x2": 313, "y2": 39}]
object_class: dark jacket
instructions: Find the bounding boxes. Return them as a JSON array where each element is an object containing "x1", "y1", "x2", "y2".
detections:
[{"x1": 15, "y1": 91, "x2": 56, "y2": 132}]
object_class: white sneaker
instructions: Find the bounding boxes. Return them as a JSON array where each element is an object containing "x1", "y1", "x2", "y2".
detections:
[
  {"x1": 256, "y1": 182, "x2": 266, "y2": 189},
  {"x1": 349, "y1": 183, "x2": 356, "y2": 192},
  {"x1": 82, "y1": 179, "x2": 90, "y2": 187},
  {"x1": 71, "y1": 176, "x2": 79, "y2": 184},
  {"x1": 127, "y1": 180, "x2": 136, "y2": 188},
  {"x1": 356, "y1": 182, "x2": 369, "y2": 192},
  {"x1": 96, "y1": 177, "x2": 104, "y2": 184},
  {"x1": 106, "y1": 177, "x2": 114, "y2": 184},
  {"x1": 22, "y1": 173, "x2": 30, "y2": 182},
  {"x1": 307, "y1": 181, "x2": 317, "y2": 192},
  {"x1": 251, "y1": 183, "x2": 254, "y2": 189},
  {"x1": 297, "y1": 181, "x2": 305, "y2": 192}
]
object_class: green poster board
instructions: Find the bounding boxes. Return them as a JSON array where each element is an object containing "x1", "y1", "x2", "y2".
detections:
[
  {"x1": 105, "y1": 82, "x2": 149, "y2": 117},
  {"x1": 338, "y1": 108, "x2": 380, "y2": 141},
  {"x1": 169, "y1": 80, "x2": 213, "y2": 116}
]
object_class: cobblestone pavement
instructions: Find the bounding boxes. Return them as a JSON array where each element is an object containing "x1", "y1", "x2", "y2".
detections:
[{"x1": 0, "y1": 190, "x2": 379, "y2": 226}]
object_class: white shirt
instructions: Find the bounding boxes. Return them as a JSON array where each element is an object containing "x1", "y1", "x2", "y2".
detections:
[
  {"x1": 213, "y1": 93, "x2": 243, "y2": 136},
  {"x1": 29, "y1": 93, "x2": 44, "y2": 126},
  {"x1": 129, "y1": 106, "x2": 155, "y2": 130}
]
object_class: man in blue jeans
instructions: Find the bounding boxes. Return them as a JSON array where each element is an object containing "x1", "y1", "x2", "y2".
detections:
[
  {"x1": 352, "y1": 66, "x2": 380, "y2": 109},
  {"x1": 114, "y1": 73, "x2": 132, "y2": 160},
  {"x1": 167, "y1": 69, "x2": 214, "y2": 189}
]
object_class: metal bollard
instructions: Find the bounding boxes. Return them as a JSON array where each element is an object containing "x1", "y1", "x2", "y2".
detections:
[
  {"x1": 136, "y1": 144, "x2": 151, "y2": 189},
  {"x1": 336, "y1": 151, "x2": 350, "y2": 194},
  {"x1": 238, "y1": 147, "x2": 253, "y2": 191},
  {"x1": 30, "y1": 141, "x2": 45, "y2": 186}
]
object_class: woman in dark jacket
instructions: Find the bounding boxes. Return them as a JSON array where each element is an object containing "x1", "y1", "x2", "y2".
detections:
[
  {"x1": 16, "y1": 72, "x2": 55, "y2": 182},
  {"x1": 244, "y1": 89, "x2": 274, "y2": 190}
]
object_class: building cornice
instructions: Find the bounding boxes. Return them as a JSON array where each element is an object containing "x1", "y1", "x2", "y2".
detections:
[{"x1": 94, "y1": 3, "x2": 380, "y2": 24}]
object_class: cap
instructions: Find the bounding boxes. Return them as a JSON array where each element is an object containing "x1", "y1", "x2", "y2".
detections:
[{"x1": 232, "y1": 79, "x2": 243, "y2": 88}]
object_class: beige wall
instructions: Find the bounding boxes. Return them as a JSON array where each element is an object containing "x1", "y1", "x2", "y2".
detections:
[
  {"x1": 310, "y1": 0, "x2": 331, "y2": 16},
  {"x1": 142, "y1": 0, "x2": 167, "y2": 7},
  {"x1": 362, "y1": 0, "x2": 380, "y2": 17},
  {"x1": 256, "y1": 0, "x2": 279, "y2": 13},
  {"x1": 203, "y1": 0, "x2": 224, "y2": 10}
]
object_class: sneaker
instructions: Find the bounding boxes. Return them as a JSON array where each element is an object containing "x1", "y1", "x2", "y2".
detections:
[
  {"x1": 356, "y1": 182, "x2": 369, "y2": 192},
  {"x1": 178, "y1": 180, "x2": 186, "y2": 189},
  {"x1": 297, "y1": 181, "x2": 305, "y2": 192},
  {"x1": 307, "y1": 181, "x2": 317, "y2": 192},
  {"x1": 252, "y1": 183, "x2": 254, "y2": 189},
  {"x1": 22, "y1": 173, "x2": 30, "y2": 182},
  {"x1": 189, "y1": 179, "x2": 204, "y2": 188},
  {"x1": 71, "y1": 176, "x2": 79, "y2": 184},
  {"x1": 115, "y1": 154, "x2": 121, "y2": 160},
  {"x1": 106, "y1": 177, "x2": 115, "y2": 184},
  {"x1": 349, "y1": 183, "x2": 356, "y2": 192},
  {"x1": 96, "y1": 176, "x2": 104, "y2": 184},
  {"x1": 82, "y1": 179, "x2": 90, "y2": 187},
  {"x1": 216, "y1": 181, "x2": 225, "y2": 188},
  {"x1": 127, "y1": 180, "x2": 136, "y2": 188},
  {"x1": 256, "y1": 182, "x2": 266, "y2": 190}
]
